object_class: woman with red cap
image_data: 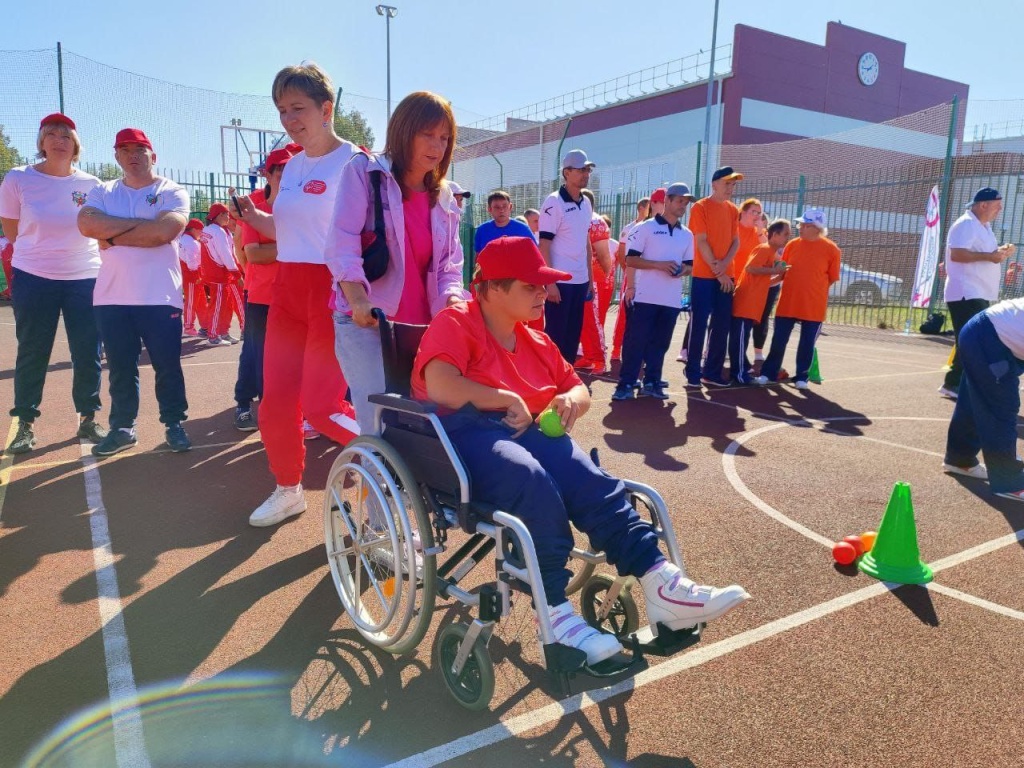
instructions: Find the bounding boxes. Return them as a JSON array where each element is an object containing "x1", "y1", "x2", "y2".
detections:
[
  {"x1": 236, "y1": 62, "x2": 360, "y2": 527},
  {"x1": 178, "y1": 218, "x2": 209, "y2": 337},
  {"x1": 0, "y1": 113, "x2": 106, "y2": 453},
  {"x1": 202, "y1": 202, "x2": 244, "y2": 345},
  {"x1": 327, "y1": 90, "x2": 469, "y2": 436}
]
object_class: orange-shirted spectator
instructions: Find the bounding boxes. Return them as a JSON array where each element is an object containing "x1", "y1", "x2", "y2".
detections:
[
  {"x1": 729, "y1": 220, "x2": 790, "y2": 384},
  {"x1": 686, "y1": 166, "x2": 742, "y2": 387},
  {"x1": 754, "y1": 209, "x2": 841, "y2": 389}
]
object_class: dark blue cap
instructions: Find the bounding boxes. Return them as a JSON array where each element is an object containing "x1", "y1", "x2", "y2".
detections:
[
  {"x1": 711, "y1": 166, "x2": 744, "y2": 182},
  {"x1": 973, "y1": 187, "x2": 1002, "y2": 204}
]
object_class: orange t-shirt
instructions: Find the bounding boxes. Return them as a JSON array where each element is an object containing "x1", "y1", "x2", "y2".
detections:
[
  {"x1": 688, "y1": 198, "x2": 739, "y2": 279},
  {"x1": 732, "y1": 243, "x2": 779, "y2": 321},
  {"x1": 774, "y1": 237, "x2": 841, "y2": 322},
  {"x1": 735, "y1": 223, "x2": 764, "y2": 279},
  {"x1": 411, "y1": 300, "x2": 582, "y2": 416}
]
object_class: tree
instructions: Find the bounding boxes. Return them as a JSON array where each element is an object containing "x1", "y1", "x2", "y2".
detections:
[
  {"x1": 0, "y1": 125, "x2": 25, "y2": 176},
  {"x1": 93, "y1": 162, "x2": 121, "y2": 181},
  {"x1": 334, "y1": 107, "x2": 375, "y2": 150}
]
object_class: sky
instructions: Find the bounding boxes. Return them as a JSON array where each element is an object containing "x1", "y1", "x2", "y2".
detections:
[{"x1": 5, "y1": 0, "x2": 1024, "y2": 153}]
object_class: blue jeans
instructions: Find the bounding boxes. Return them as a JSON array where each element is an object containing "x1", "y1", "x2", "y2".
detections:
[
  {"x1": 945, "y1": 313, "x2": 1024, "y2": 493},
  {"x1": 544, "y1": 281, "x2": 590, "y2": 364},
  {"x1": 95, "y1": 305, "x2": 187, "y2": 429},
  {"x1": 11, "y1": 269, "x2": 102, "y2": 422},
  {"x1": 760, "y1": 316, "x2": 822, "y2": 383},
  {"x1": 441, "y1": 409, "x2": 663, "y2": 606},
  {"x1": 334, "y1": 312, "x2": 386, "y2": 436},
  {"x1": 686, "y1": 276, "x2": 733, "y2": 382},
  {"x1": 235, "y1": 300, "x2": 268, "y2": 408},
  {"x1": 617, "y1": 302, "x2": 679, "y2": 387}
]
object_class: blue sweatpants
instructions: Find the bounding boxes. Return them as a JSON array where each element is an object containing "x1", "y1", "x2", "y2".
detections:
[
  {"x1": 760, "y1": 316, "x2": 822, "y2": 383},
  {"x1": 686, "y1": 276, "x2": 733, "y2": 382},
  {"x1": 728, "y1": 316, "x2": 757, "y2": 384},
  {"x1": 235, "y1": 299, "x2": 269, "y2": 409},
  {"x1": 441, "y1": 409, "x2": 663, "y2": 606},
  {"x1": 95, "y1": 305, "x2": 188, "y2": 430},
  {"x1": 618, "y1": 302, "x2": 680, "y2": 387},
  {"x1": 544, "y1": 282, "x2": 590, "y2": 364},
  {"x1": 945, "y1": 312, "x2": 1024, "y2": 493}
]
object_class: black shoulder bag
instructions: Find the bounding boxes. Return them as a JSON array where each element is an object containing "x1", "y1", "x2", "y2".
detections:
[{"x1": 361, "y1": 170, "x2": 390, "y2": 282}]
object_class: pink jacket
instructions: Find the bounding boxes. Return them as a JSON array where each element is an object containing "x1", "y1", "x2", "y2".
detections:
[{"x1": 326, "y1": 152, "x2": 469, "y2": 317}]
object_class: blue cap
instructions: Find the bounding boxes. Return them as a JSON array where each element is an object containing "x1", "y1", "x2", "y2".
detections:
[
  {"x1": 561, "y1": 149, "x2": 596, "y2": 170},
  {"x1": 666, "y1": 182, "x2": 695, "y2": 199},
  {"x1": 972, "y1": 187, "x2": 1002, "y2": 204}
]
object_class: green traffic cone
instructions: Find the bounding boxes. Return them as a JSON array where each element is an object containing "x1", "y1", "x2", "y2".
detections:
[
  {"x1": 858, "y1": 482, "x2": 933, "y2": 584},
  {"x1": 808, "y1": 348, "x2": 823, "y2": 383}
]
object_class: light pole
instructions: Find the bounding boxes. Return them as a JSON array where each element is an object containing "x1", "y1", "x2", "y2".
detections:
[
  {"x1": 376, "y1": 5, "x2": 398, "y2": 121},
  {"x1": 701, "y1": 0, "x2": 720, "y2": 194}
]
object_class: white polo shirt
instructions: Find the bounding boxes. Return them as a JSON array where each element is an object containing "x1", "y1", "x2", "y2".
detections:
[
  {"x1": 86, "y1": 177, "x2": 189, "y2": 307},
  {"x1": 987, "y1": 297, "x2": 1024, "y2": 359},
  {"x1": 944, "y1": 209, "x2": 1000, "y2": 302},
  {"x1": 626, "y1": 214, "x2": 694, "y2": 308},
  {"x1": 538, "y1": 186, "x2": 592, "y2": 284}
]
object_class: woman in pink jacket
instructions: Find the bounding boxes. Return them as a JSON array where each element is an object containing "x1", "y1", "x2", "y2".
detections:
[{"x1": 327, "y1": 91, "x2": 469, "y2": 434}]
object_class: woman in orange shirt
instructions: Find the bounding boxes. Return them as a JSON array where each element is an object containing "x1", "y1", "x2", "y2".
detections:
[{"x1": 754, "y1": 209, "x2": 840, "y2": 389}]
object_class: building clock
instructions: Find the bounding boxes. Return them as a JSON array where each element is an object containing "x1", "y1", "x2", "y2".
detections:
[{"x1": 858, "y1": 52, "x2": 879, "y2": 86}]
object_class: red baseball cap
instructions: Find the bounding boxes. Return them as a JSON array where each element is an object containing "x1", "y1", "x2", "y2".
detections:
[
  {"x1": 40, "y1": 113, "x2": 76, "y2": 131},
  {"x1": 185, "y1": 218, "x2": 205, "y2": 231},
  {"x1": 650, "y1": 187, "x2": 667, "y2": 204},
  {"x1": 472, "y1": 237, "x2": 571, "y2": 286},
  {"x1": 264, "y1": 148, "x2": 293, "y2": 173},
  {"x1": 114, "y1": 128, "x2": 153, "y2": 150},
  {"x1": 284, "y1": 143, "x2": 303, "y2": 155},
  {"x1": 208, "y1": 203, "x2": 229, "y2": 220}
]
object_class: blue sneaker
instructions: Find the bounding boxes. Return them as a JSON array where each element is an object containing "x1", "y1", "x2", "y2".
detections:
[
  {"x1": 165, "y1": 423, "x2": 192, "y2": 452},
  {"x1": 92, "y1": 428, "x2": 137, "y2": 457},
  {"x1": 640, "y1": 382, "x2": 669, "y2": 400},
  {"x1": 612, "y1": 384, "x2": 635, "y2": 401},
  {"x1": 701, "y1": 376, "x2": 732, "y2": 389}
]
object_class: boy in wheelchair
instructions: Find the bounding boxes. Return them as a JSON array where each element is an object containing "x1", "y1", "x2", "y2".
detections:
[{"x1": 410, "y1": 236, "x2": 750, "y2": 666}]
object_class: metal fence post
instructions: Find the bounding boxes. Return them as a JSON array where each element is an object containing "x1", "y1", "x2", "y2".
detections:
[
  {"x1": 57, "y1": 42, "x2": 65, "y2": 113},
  {"x1": 931, "y1": 95, "x2": 960, "y2": 308},
  {"x1": 796, "y1": 175, "x2": 806, "y2": 215},
  {"x1": 694, "y1": 141, "x2": 702, "y2": 193},
  {"x1": 209, "y1": 172, "x2": 215, "y2": 205}
]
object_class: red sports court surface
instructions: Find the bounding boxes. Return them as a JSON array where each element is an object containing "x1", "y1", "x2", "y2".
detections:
[{"x1": 1, "y1": 303, "x2": 1022, "y2": 768}]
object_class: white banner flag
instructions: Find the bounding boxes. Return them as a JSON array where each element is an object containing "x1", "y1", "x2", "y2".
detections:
[{"x1": 911, "y1": 185, "x2": 941, "y2": 309}]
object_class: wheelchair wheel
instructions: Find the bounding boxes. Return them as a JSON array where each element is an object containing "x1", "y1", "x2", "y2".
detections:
[
  {"x1": 437, "y1": 623, "x2": 495, "y2": 711},
  {"x1": 565, "y1": 526, "x2": 597, "y2": 596},
  {"x1": 580, "y1": 574, "x2": 640, "y2": 640},
  {"x1": 324, "y1": 435, "x2": 437, "y2": 655}
]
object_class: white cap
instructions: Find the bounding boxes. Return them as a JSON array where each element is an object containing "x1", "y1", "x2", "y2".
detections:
[
  {"x1": 449, "y1": 181, "x2": 471, "y2": 198},
  {"x1": 796, "y1": 208, "x2": 827, "y2": 228},
  {"x1": 561, "y1": 149, "x2": 596, "y2": 170}
]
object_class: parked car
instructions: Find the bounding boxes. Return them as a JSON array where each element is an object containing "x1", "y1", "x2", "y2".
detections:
[{"x1": 829, "y1": 263, "x2": 903, "y2": 305}]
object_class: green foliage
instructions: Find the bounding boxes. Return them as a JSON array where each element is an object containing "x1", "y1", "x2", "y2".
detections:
[
  {"x1": 334, "y1": 107, "x2": 375, "y2": 150},
  {"x1": 0, "y1": 124, "x2": 25, "y2": 176},
  {"x1": 93, "y1": 162, "x2": 121, "y2": 181}
]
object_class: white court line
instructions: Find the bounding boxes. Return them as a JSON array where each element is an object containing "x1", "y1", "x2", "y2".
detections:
[
  {"x1": 0, "y1": 420, "x2": 20, "y2": 521},
  {"x1": 79, "y1": 443, "x2": 153, "y2": 767},
  {"x1": 928, "y1": 582, "x2": 1024, "y2": 622}
]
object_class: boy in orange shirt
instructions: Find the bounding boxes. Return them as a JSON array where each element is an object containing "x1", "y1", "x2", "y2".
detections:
[
  {"x1": 729, "y1": 219, "x2": 790, "y2": 384},
  {"x1": 754, "y1": 209, "x2": 841, "y2": 389}
]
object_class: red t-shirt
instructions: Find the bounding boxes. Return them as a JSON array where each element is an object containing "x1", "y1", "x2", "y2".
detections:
[
  {"x1": 394, "y1": 189, "x2": 433, "y2": 324},
  {"x1": 239, "y1": 188, "x2": 278, "y2": 305},
  {"x1": 775, "y1": 237, "x2": 842, "y2": 322},
  {"x1": 588, "y1": 216, "x2": 611, "y2": 287},
  {"x1": 412, "y1": 300, "x2": 582, "y2": 416},
  {"x1": 688, "y1": 198, "x2": 739, "y2": 279},
  {"x1": 732, "y1": 243, "x2": 778, "y2": 321}
]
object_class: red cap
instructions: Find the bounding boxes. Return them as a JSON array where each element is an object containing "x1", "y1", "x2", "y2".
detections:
[
  {"x1": 284, "y1": 143, "x2": 303, "y2": 155},
  {"x1": 114, "y1": 128, "x2": 153, "y2": 150},
  {"x1": 650, "y1": 187, "x2": 667, "y2": 204},
  {"x1": 207, "y1": 203, "x2": 229, "y2": 221},
  {"x1": 40, "y1": 113, "x2": 76, "y2": 131},
  {"x1": 472, "y1": 237, "x2": 571, "y2": 286},
  {"x1": 264, "y1": 148, "x2": 293, "y2": 173},
  {"x1": 185, "y1": 218, "x2": 205, "y2": 231}
]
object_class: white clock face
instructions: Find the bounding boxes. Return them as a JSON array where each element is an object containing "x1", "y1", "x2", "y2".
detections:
[{"x1": 858, "y1": 52, "x2": 879, "y2": 86}]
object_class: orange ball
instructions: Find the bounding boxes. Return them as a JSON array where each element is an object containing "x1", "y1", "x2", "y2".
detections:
[
  {"x1": 832, "y1": 541, "x2": 858, "y2": 566},
  {"x1": 860, "y1": 530, "x2": 877, "y2": 552},
  {"x1": 843, "y1": 535, "x2": 865, "y2": 556}
]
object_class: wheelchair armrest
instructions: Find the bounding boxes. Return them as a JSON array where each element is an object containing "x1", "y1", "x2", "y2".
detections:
[{"x1": 368, "y1": 392, "x2": 437, "y2": 415}]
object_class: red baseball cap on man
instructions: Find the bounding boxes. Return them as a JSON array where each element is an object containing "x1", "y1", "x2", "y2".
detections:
[
  {"x1": 264, "y1": 148, "x2": 293, "y2": 173},
  {"x1": 114, "y1": 128, "x2": 153, "y2": 150},
  {"x1": 40, "y1": 113, "x2": 76, "y2": 130},
  {"x1": 472, "y1": 236, "x2": 571, "y2": 285},
  {"x1": 208, "y1": 203, "x2": 230, "y2": 221}
]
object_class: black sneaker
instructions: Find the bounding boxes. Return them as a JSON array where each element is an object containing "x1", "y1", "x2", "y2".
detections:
[
  {"x1": 640, "y1": 382, "x2": 670, "y2": 400},
  {"x1": 92, "y1": 429, "x2": 137, "y2": 457},
  {"x1": 8, "y1": 421, "x2": 36, "y2": 454},
  {"x1": 77, "y1": 417, "x2": 108, "y2": 444},
  {"x1": 165, "y1": 423, "x2": 192, "y2": 453},
  {"x1": 611, "y1": 384, "x2": 635, "y2": 401},
  {"x1": 198, "y1": 328, "x2": 209, "y2": 338},
  {"x1": 234, "y1": 406, "x2": 258, "y2": 432}
]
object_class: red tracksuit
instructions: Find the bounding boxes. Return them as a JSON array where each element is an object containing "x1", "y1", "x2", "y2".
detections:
[{"x1": 200, "y1": 239, "x2": 244, "y2": 337}]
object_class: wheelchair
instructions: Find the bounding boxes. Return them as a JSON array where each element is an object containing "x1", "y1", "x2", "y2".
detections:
[{"x1": 322, "y1": 310, "x2": 703, "y2": 710}]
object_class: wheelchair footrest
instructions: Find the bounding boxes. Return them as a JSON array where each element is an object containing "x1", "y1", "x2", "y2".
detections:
[
  {"x1": 628, "y1": 622, "x2": 703, "y2": 658},
  {"x1": 543, "y1": 642, "x2": 588, "y2": 675},
  {"x1": 583, "y1": 652, "x2": 638, "y2": 678}
]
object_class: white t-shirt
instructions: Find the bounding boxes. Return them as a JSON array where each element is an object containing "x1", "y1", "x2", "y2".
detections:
[
  {"x1": 177, "y1": 234, "x2": 200, "y2": 271},
  {"x1": 987, "y1": 298, "x2": 1024, "y2": 359},
  {"x1": 944, "y1": 210, "x2": 1000, "y2": 302},
  {"x1": 538, "y1": 186, "x2": 593, "y2": 284},
  {"x1": 275, "y1": 142, "x2": 358, "y2": 264},
  {"x1": 203, "y1": 222, "x2": 238, "y2": 271},
  {"x1": 86, "y1": 177, "x2": 190, "y2": 307},
  {"x1": 627, "y1": 215, "x2": 694, "y2": 308},
  {"x1": 0, "y1": 165, "x2": 102, "y2": 280}
]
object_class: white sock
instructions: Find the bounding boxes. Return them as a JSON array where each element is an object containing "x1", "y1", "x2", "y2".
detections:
[
  {"x1": 279, "y1": 483, "x2": 302, "y2": 494},
  {"x1": 754, "y1": 349, "x2": 764, "y2": 361},
  {"x1": 118, "y1": 427, "x2": 134, "y2": 436}
]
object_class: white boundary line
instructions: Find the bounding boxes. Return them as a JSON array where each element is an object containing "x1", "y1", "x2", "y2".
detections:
[
  {"x1": 0, "y1": 420, "x2": 19, "y2": 521},
  {"x1": 927, "y1": 583, "x2": 1024, "y2": 622},
  {"x1": 79, "y1": 442, "x2": 153, "y2": 768}
]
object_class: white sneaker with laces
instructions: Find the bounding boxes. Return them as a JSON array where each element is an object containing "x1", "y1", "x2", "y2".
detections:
[
  {"x1": 640, "y1": 562, "x2": 750, "y2": 633},
  {"x1": 795, "y1": 380, "x2": 810, "y2": 390},
  {"x1": 942, "y1": 462, "x2": 988, "y2": 480},
  {"x1": 546, "y1": 601, "x2": 622, "y2": 665},
  {"x1": 937, "y1": 385, "x2": 958, "y2": 400},
  {"x1": 249, "y1": 484, "x2": 307, "y2": 527},
  {"x1": 752, "y1": 375, "x2": 770, "y2": 386}
]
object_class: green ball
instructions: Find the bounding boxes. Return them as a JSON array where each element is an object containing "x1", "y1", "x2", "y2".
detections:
[{"x1": 538, "y1": 408, "x2": 565, "y2": 437}]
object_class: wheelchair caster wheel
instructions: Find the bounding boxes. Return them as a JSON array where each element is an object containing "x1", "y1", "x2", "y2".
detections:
[
  {"x1": 581, "y1": 574, "x2": 640, "y2": 640},
  {"x1": 437, "y1": 622, "x2": 495, "y2": 711}
]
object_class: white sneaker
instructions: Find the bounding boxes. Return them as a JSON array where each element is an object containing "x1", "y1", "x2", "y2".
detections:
[
  {"x1": 640, "y1": 562, "x2": 750, "y2": 633},
  {"x1": 249, "y1": 485, "x2": 307, "y2": 527},
  {"x1": 752, "y1": 375, "x2": 770, "y2": 386},
  {"x1": 943, "y1": 462, "x2": 988, "y2": 480},
  {"x1": 676, "y1": 350, "x2": 688, "y2": 363},
  {"x1": 794, "y1": 380, "x2": 810, "y2": 390},
  {"x1": 937, "y1": 386, "x2": 958, "y2": 400},
  {"x1": 546, "y1": 601, "x2": 622, "y2": 665}
]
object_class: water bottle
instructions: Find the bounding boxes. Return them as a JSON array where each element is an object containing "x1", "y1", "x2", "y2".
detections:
[{"x1": 904, "y1": 318, "x2": 912, "y2": 335}]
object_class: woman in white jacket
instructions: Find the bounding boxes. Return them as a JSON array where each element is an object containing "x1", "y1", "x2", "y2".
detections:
[{"x1": 327, "y1": 91, "x2": 469, "y2": 434}]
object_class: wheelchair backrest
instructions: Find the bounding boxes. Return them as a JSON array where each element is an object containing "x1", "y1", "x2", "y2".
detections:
[{"x1": 373, "y1": 308, "x2": 428, "y2": 397}]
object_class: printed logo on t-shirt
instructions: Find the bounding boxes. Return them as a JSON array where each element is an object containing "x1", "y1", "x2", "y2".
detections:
[
  {"x1": 303, "y1": 180, "x2": 327, "y2": 195},
  {"x1": 146, "y1": 193, "x2": 159, "y2": 206},
  {"x1": 71, "y1": 191, "x2": 87, "y2": 207}
]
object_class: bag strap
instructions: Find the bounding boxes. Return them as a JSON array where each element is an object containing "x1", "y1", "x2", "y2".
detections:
[{"x1": 369, "y1": 170, "x2": 385, "y2": 237}]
